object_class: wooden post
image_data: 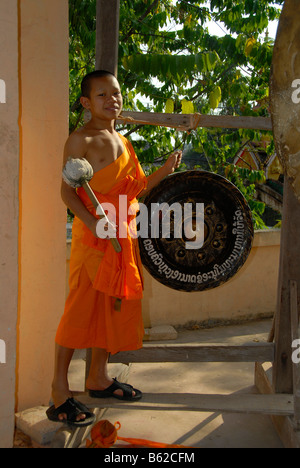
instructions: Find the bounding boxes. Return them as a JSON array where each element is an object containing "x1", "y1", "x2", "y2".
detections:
[
  {"x1": 289, "y1": 280, "x2": 300, "y2": 427},
  {"x1": 272, "y1": 177, "x2": 300, "y2": 394},
  {"x1": 96, "y1": 0, "x2": 120, "y2": 75},
  {"x1": 268, "y1": 0, "x2": 300, "y2": 395}
]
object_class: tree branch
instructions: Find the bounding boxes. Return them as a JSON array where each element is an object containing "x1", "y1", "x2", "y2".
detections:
[{"x1": 122, "y1": 0, "x2": 160, "y2": 42}]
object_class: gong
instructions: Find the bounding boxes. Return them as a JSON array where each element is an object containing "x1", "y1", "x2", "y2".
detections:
[{"x1": 138, "y1": 170, "x2": 254, "y2": 292}]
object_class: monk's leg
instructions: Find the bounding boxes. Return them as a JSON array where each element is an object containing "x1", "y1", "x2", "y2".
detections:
[
  {"x1": 85, "y1": 347, "x2": 112, "y2": 390},
  {"x1": 52, "y1": 343, "x2": 74, "y2": 404},
  {"x1": 51, "y1": 343, "x2": 86, "y2": 421},
  {"x1": 86, "y1": 347, "x2": 136, "y2": 397}
]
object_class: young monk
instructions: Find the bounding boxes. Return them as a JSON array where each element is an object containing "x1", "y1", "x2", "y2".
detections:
[{"x1": 46, "y1": 70, "x2": 182, "y2": 426}]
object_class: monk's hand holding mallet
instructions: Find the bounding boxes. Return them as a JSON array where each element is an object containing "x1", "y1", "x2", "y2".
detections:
[{"x1": 62, "y1": 157, "x2": 122, "y2": 254}]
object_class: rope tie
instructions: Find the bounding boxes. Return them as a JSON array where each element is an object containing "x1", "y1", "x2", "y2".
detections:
[
  {"x1": 188, "y1": 112, "x2": 201, "y2": 133},
  {"x1": 86, "y1": 419, "x2": 192, "y2": 449}
]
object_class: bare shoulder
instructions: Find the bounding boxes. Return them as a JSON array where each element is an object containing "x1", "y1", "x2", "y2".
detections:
[{"x1": 63, "y1": 127, "x2": 88, "y2": 164}]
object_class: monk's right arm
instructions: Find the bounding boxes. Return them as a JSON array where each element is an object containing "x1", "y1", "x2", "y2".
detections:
[
  {"x1": 61, "y1": 132, "x2": 98, "y2": 237},
  {"x1": 61, "y1": 182, "x2": 98, "y2": 237}
]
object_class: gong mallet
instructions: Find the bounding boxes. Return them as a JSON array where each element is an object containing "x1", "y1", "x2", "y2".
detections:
[{"x1": 62, "y1": 157, "x2": 122, "y2": 254}]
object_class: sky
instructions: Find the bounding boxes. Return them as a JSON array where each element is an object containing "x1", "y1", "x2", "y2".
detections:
[
  {"x1": 176, "y1": 1, "x2": 282, "y2": 40},
  {"x1": 207, "y1": 18, "x2": 279, "y2": 40}
]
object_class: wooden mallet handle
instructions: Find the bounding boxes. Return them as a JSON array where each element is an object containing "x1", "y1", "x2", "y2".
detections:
[{"x1": 82, "y1": 181, "x2": 121, "y2": 253}]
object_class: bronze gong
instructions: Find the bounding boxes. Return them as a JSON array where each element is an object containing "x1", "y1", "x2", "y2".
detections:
[{"x1": 138, "y1": 170, "x2": 254, "y2": 292}]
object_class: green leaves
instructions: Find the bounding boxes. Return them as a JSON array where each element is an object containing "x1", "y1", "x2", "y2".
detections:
[
  {"x1": 165, "y1": 99, "x2": 174, "y2": 114},
  {"x1": 181, "y1": 99, "x2": 194, "y2": 114},
  {"x1": 245, "y1": 37, "x2": 256, "y2": 56},
  {"x1": 122, "y1": 51, "x2": 220, "y2": 80},
  {"x1": 224, "y1": 163, "x2": 268, "y2": 229},
  {"x1": 209, "y1": 86, "x2": 222, "y2": 109}
]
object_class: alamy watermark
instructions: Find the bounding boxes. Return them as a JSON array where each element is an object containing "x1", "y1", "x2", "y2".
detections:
[
  {"x1": 0, "y1": 79, "x2": 6, "y2": 103},
  {"x1": 288, "y1": 80, "x2": 300, "y2": 364},
  {"x1": 0, "y1": 339, "x2": 6, "y2": 364},
  {"x1": 292, "y1": 339, "x2": 300, "y2": 364},
  {"x1": 291, "y1": 79, "x2": 300, "y2": 104},
  {"x1": 95, "y1": 195, "x2": 205, "y2": 250},
  {"x1": 1, "y1": 78, "x2": 7, "y2": 364}
]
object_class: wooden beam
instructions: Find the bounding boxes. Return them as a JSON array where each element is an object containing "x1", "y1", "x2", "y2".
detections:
[
  {"x1": 78, "y1": 392, "x2": 294, "y2": 416},
  {"x1": 109, "y1": 342, "x2": 275, "y2": 363},
  {"x1": 117, "y1": 111, "x2": 272, "y2": 131}
]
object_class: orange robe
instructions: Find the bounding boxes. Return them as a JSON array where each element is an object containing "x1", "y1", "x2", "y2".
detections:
[{"x1": 55, "y1": 134, "x2": 147, "y2": 355}]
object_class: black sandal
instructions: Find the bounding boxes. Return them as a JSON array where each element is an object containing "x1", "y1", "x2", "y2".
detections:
[
  {"x1": 46, "y1": 397, "x2": 95, "y2": 427},
  {"x1": 88, "y1": 378, "x2": 142, "y2": 401}
]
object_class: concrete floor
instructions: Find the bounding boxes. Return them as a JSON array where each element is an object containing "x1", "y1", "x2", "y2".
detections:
[{"x1": 68, "y1": 319, "x2": 284, "y2": 449}]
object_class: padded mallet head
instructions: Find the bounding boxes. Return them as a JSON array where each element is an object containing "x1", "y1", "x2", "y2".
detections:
[{"x1": 62, "y1": 158, "x2": 94, "y2": 188}]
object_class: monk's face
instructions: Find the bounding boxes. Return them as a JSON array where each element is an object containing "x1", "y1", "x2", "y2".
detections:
[{"x1": 83, "y1": 75, "x2": 123, "y2": 121}]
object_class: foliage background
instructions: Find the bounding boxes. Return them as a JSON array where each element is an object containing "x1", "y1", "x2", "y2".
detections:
[{"x1": 69, "y1": 0, "x2": 284, "y2": 228}]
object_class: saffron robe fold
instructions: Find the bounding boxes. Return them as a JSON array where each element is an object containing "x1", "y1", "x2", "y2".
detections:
[{"x1": 55, "y1": 134, "x2": 147, "y2": 354}]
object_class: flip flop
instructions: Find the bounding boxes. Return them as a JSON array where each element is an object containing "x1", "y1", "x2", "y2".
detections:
[
  {"x1": 46, "y1": 397, "x2": 95, "y2": 427},
  {"x1": 88, "y1": 378, "x2": 142, "y2": 401}
]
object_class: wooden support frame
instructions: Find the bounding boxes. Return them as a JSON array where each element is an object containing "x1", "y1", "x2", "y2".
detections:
[
  {"x1": 271, "y1": 178, "x2": 298, "y2": 394},
  {"x1": 117, "y1": 111, "x2": 272, "y2": 132},
  {"x1": 109, "y1": 342, "x2": 275, "y2": 363},
  {"x1": 255, "y1": 362, "x2": 300, "y2": 449},
  {"x1": 78, "y1": 391, "x2": 294, "y2": 418}
]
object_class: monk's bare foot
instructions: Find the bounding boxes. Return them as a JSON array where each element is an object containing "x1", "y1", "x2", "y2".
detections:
[
  {"x1": 51, "y1": 381, "x2": 86, "y2": 422},
  {"x1": 86, "y1": 376, "x2": 137, "y2": 398}
]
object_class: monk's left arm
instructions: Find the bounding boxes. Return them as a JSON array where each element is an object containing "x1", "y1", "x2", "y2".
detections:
[{"x1": 139, "y1": 150, "x2": 182, "y2": 197}]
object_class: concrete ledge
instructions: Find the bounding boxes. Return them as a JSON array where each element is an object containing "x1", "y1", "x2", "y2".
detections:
[
  {"x1": 252, "y1": 229, "x2": 281, "y2": 247},
  {"x1": 143, "y1": 325, "x2": 178, "y2": 341},
  {"x1": 15, "y1": 406, "x2": 63, "y2": 447}
]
